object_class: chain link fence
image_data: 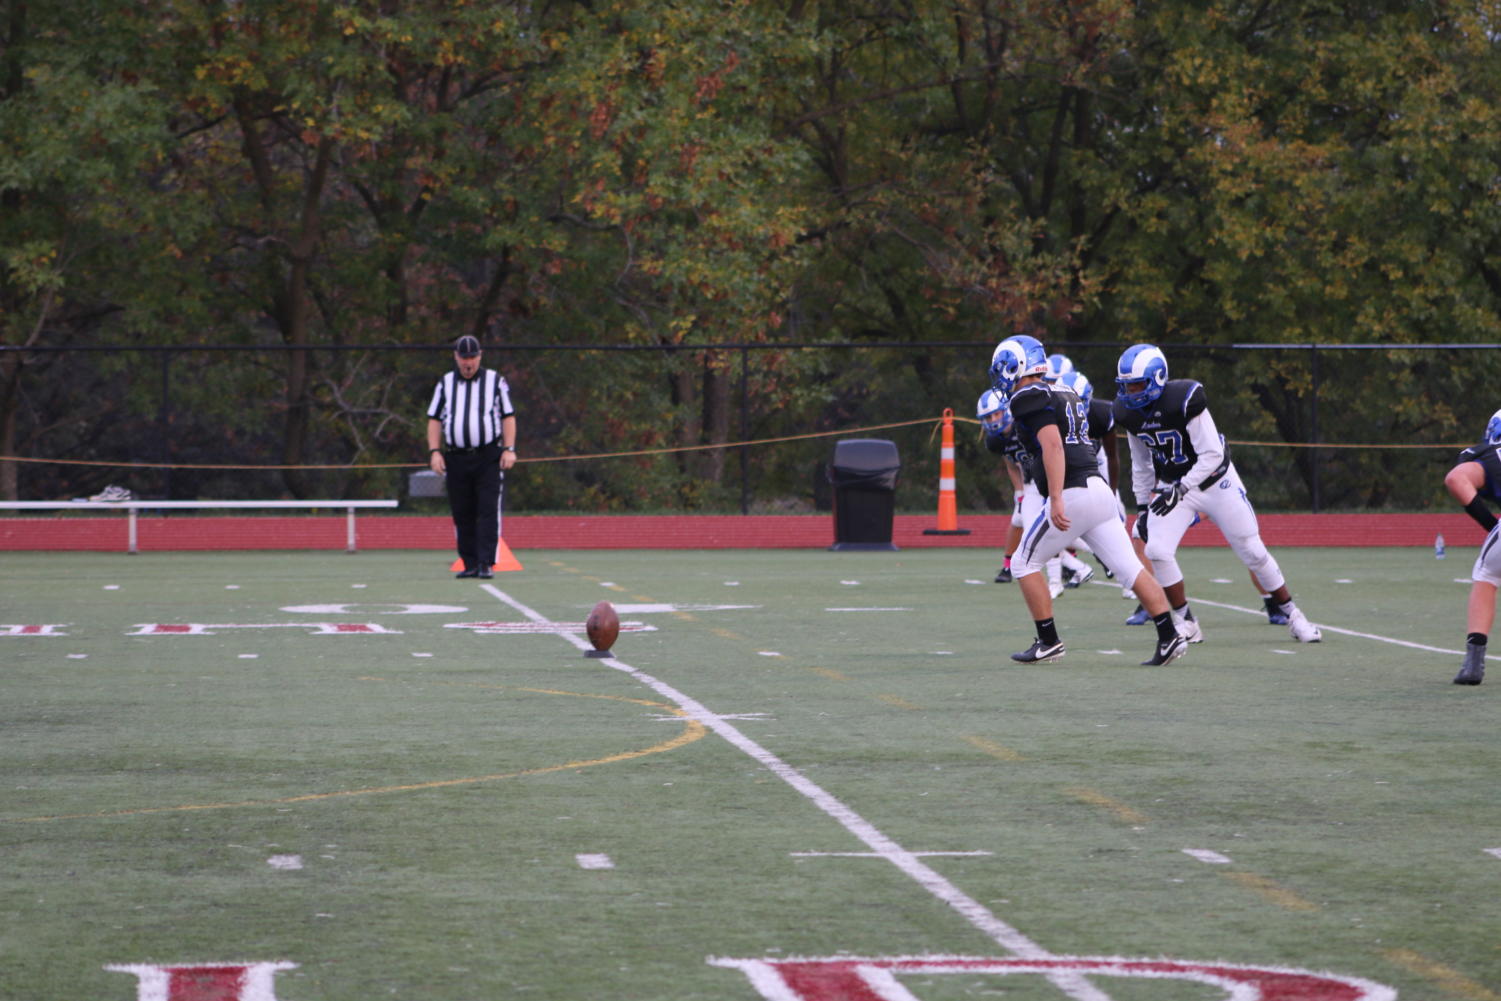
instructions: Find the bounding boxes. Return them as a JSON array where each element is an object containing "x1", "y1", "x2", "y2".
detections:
[{"x1": 3, "y1": 341, "x2": 1495, "y2": 514}]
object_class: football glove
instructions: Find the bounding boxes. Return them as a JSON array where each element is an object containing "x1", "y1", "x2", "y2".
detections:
[
  {"x1": 1149, "y1": 481, "x2": 1189, "y2": 516},
  {"x1": 1134, "y1": 505, "x2": 1149, "y2": 542}
]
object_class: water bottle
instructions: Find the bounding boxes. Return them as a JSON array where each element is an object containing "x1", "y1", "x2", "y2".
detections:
[{"x1": 1436, "y1": 533, "x2": 1446, "y2": 559}]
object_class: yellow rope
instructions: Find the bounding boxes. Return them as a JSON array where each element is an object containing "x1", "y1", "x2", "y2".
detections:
[
  {"x1": 0, "y1": 415, "x2": 1467, "y2": 471},
  {"x1": 0, "y1": 418, "x2": 940, "y2": 471}
]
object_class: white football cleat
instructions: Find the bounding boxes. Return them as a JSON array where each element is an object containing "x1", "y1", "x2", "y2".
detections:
[
  {"x1": 1049, "y1": 579, "x2": 1066, "y2": 599},
  {"x1": 1172, "y1": 609, "x2": 1204, "y2": 644},
  {"x1": 1287, "y1": 608, "x2": 1322, "y2": 643}
]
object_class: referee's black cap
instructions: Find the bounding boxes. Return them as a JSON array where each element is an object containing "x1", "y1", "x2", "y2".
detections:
[{"x1": 454, "y1": 335, "x2": 482, "y2": 357}]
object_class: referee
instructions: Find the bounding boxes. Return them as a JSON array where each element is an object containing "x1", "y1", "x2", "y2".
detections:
[{"x1": 426, "y1": 335, "x2": 517, "y2": 578}]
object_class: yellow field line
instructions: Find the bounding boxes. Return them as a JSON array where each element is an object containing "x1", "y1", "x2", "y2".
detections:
[
  {"x1": 1221, "y1": 871, "x2": 1319, "y2": 912},
  {"x1": 1063, "y1": 786, "x2": 1152, "y2": 826},
  {"x1": 1383, "y1": 948, "x2": 1501, "y2": 1001},
  {"x1": 963, "y1": 736, "x2": 1027, "y2": 763},
  {"x1": 5, "y1": 683, "x2": 705, "y2": 824}
]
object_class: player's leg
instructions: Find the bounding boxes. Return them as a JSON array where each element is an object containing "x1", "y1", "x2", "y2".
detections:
[
  {"x1": 1010, "y1": 502, "x2": 1067, "y2": 663},
  {"x1": 1060, "y1": 547, "x2": 1093, "y2": 588},
  {"x1": 1125, "y1": 529, "x2": 1152, "y2": 624},
  {"x1": 1140, "y1": 493, "x2": 1203, "y2": 642},
  {"x1": 1250, "y1": 569, "x2": 1288, "y2": 624},
  {"x1": 1078, "y1": 482, "x2": 1186, "y2": 666},
  {"x1": 1203, "y1": 468, "x2": 1320, "y2": 642},
  {"x1": 1009, "y1": 487, "x2": 1101, "y2": 664},
  {"x1": 1456, "y1": 531, "x2": 1501, "y2": 684},
  {"x1": 997, "y1": 504, "x2": 1024, "y2": 583}
]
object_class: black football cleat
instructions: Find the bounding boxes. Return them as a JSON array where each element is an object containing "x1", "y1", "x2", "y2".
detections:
[
  {"x1": 455, "y1": 567, "x2": 480, "y2": 579},
  {"x1": 1141, "y1": 633, "x2": 1188, "y2": 666},
  {"x1": 1011, "y1": 639, "x2": 1065, "y2": 664},
  {"x1": 994, "y1": 566, "x2": 1013, "y2": 584},
  {"x1": 476, "y1": 566, "x2": 494, "y2": 579},
  {"x1": 1454, "y1": 644, "x2": 1486, "y2": 685}
]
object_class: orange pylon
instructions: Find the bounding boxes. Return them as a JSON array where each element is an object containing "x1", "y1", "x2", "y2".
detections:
[
  {"x1": 449, "y1": 538, "x2": 524, "y2": 573},
  {"x1": 923, "y1": 408, "x2": 971, "y2": 536}
]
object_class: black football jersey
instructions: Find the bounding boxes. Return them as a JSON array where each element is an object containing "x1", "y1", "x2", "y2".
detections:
[
  {"x1": 984, "y1": 428, "x2": 1035, "y2": 483},
  {"x1": 1087, "y1": 396, "x2": 1114, "y2": 457},
  {"x1": 1455, "y1": 440, "x2": 1501, "y2": 504},
  {"x1": 1009, "y1": 381, "x2": 1098, "y2": 497},
  {"x1": 1111, "y1": 379, "x2": 1219, "y2": 483}
]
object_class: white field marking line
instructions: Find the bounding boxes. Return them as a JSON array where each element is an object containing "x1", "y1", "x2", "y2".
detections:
[
  {"x1": 576, "y1": 853, "x2": 615, "y2": 869},
  {"x1": 824, "y1": 607, "x2": 912, "y2": 612},
  {"x1": 1485, "y1": 848, "x2": 1501, "y2": 860},
  {"x1": 1182, "y1": 849, "x2": 1232, "y2": 865},
  {"x1": 1185, "y1": 595, "x2": 1501, "y2": 661},
  {"x1": 482, "y1": 584, "x2": 1115, "y2": 1001},
  {"x1": 792, "y1": 850, "x2": 993, "y2": 858}
]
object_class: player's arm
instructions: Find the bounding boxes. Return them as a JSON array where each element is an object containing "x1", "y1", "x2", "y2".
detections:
[
  {"x1": 1180, "y1": 409, "x2": 1225, "y2": 490},
  {"x1": 1446, "y1": 461, "x2": 1498, "y2": 532},
  {"x1": 1036, "y1": 424, "x2": 1069, "y2": 530},
  {"x1": 1126, "y1": 433, "x2": 1155, "y2": 507},
  {"x1": 1103, "y1": 428, "x2": 1120, "y2": 492},
  {"x1": 1002, "y1": 455, "x2": 1023, "y2": 495}
]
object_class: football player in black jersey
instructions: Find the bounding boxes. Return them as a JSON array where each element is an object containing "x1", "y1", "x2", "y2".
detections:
[
  {"x1": 977, "y1": 390, "x2": 1064, "y2": 593},
  {"x1": 1443, "y1": 409, "x2": 1501, "y2": 684},
  {"x1": 990, "y1": 335, "x2": 1186, "y2": 667},
  {"x1": 979, "y1": 391, "x2": 1051, "y2": 589},
  {"x1": 1113, "y1": 344, "x2": 1322, "y2": 645}
]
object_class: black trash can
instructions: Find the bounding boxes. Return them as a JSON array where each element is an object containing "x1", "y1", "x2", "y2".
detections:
[{"x1": 828, "y1": 438, "x2": 900, "y2": 551}]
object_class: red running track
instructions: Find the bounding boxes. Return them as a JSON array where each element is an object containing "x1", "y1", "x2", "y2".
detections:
[{"x1": 0, "y1": 512, "x2": 1483, "y2": 552}]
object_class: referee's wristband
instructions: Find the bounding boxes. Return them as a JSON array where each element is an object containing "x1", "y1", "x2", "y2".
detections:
[{"x1": 429, "y1": 448, "x2": 442, "y2": 455}]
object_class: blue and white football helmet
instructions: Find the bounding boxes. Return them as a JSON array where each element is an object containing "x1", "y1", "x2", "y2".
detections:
[
  {"x1": 1059, "y1": 369, "x2": 1093, "y2": 405},
  {"x1": 1116, "y1": 343, "x2": 1169, "y2": 410},
  {"x1": 989, "y1": 335, "x2": 1048, "y2": 399},
  {"x1": 1044, "y1": 353, "x2": 1075, "y2": 383},
  {"x1": 1487, "y1": 408, "x2": 1501, "y2": 444},
  {"x1": 976, "y1": 388, "x2": 1012, "y2": 437}
]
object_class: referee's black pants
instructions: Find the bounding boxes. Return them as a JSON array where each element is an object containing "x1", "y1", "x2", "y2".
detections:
[{"x1": 444, "y1": 443, "x2": 502, "y2": 570}]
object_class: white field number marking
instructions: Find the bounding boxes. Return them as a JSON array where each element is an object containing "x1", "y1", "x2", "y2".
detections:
[{"x1": 576, "y1": 854, "x2": 614, "y2": 870}]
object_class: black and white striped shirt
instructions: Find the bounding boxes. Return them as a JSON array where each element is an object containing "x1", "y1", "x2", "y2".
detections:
[{"x1": 427, "y1": 368, "x2": 515, "y2": 449}]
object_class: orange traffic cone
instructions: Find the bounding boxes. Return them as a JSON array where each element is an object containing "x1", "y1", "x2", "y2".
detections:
[
  {"x1": 923, "y1": 407, "x2": 971, "y2": 536},
  {"x1": 450, "y1": 538, "x2": 524, "y2": 573}
]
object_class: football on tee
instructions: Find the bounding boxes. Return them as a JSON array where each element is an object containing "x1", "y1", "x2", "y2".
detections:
[{"x1": 586, "y1": 601, "x2": 620, "y2": 652}]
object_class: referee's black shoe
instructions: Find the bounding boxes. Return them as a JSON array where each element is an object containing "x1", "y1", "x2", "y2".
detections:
[
  {"x1": 477, "y1": 566, "x2": 494, "y2": 579},
  {"x1": 455, "y1": 566, "x2": 480, "y2": 579}
]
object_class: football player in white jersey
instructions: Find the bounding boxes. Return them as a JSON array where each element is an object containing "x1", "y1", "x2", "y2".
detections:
[{"x1": 1112, "y1": 344, "x2": 1321, "y2": 644}]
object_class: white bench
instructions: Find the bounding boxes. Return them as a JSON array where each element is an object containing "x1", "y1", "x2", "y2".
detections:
[{"x1": 0, "y1": 500, "x2": 399, "y2": 553}]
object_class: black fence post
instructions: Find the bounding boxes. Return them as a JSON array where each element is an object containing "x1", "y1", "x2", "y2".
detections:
[
  {"x1": 159, "y1": 350, "x2": 173, "y2": 499},
  {"x1": 1309, "y1": 346, "x2": 1320, "y2": 513},
  {"x1": 739, "y1": 346, "x2": 749, "y2": 515}
]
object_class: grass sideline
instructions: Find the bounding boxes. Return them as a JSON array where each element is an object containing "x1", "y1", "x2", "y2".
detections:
[{"x1": 2, "y1": 547, "x2": 1497, "y2": 1001}]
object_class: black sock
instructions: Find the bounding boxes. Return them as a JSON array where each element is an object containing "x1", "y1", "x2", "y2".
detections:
[
  {"x1": 1468, "y1": 632, "x2": 1488, "y2": 648},
  {"x1": 1036, "y1": 617, "x2": 1060, "y2": 646},
  {"x1": 1153, "y1": 612, "x2": 1175, "y2": 644}
]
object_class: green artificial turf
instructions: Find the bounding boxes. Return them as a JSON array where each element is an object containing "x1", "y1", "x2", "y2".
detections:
[{"x1": 1, "y1": 547, "x2": 1495, "y2": 1000}]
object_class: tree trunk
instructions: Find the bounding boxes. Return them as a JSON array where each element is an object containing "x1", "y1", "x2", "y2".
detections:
[{"x1": 279, "y1": 136, "x2": 336, "y2": 498}]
